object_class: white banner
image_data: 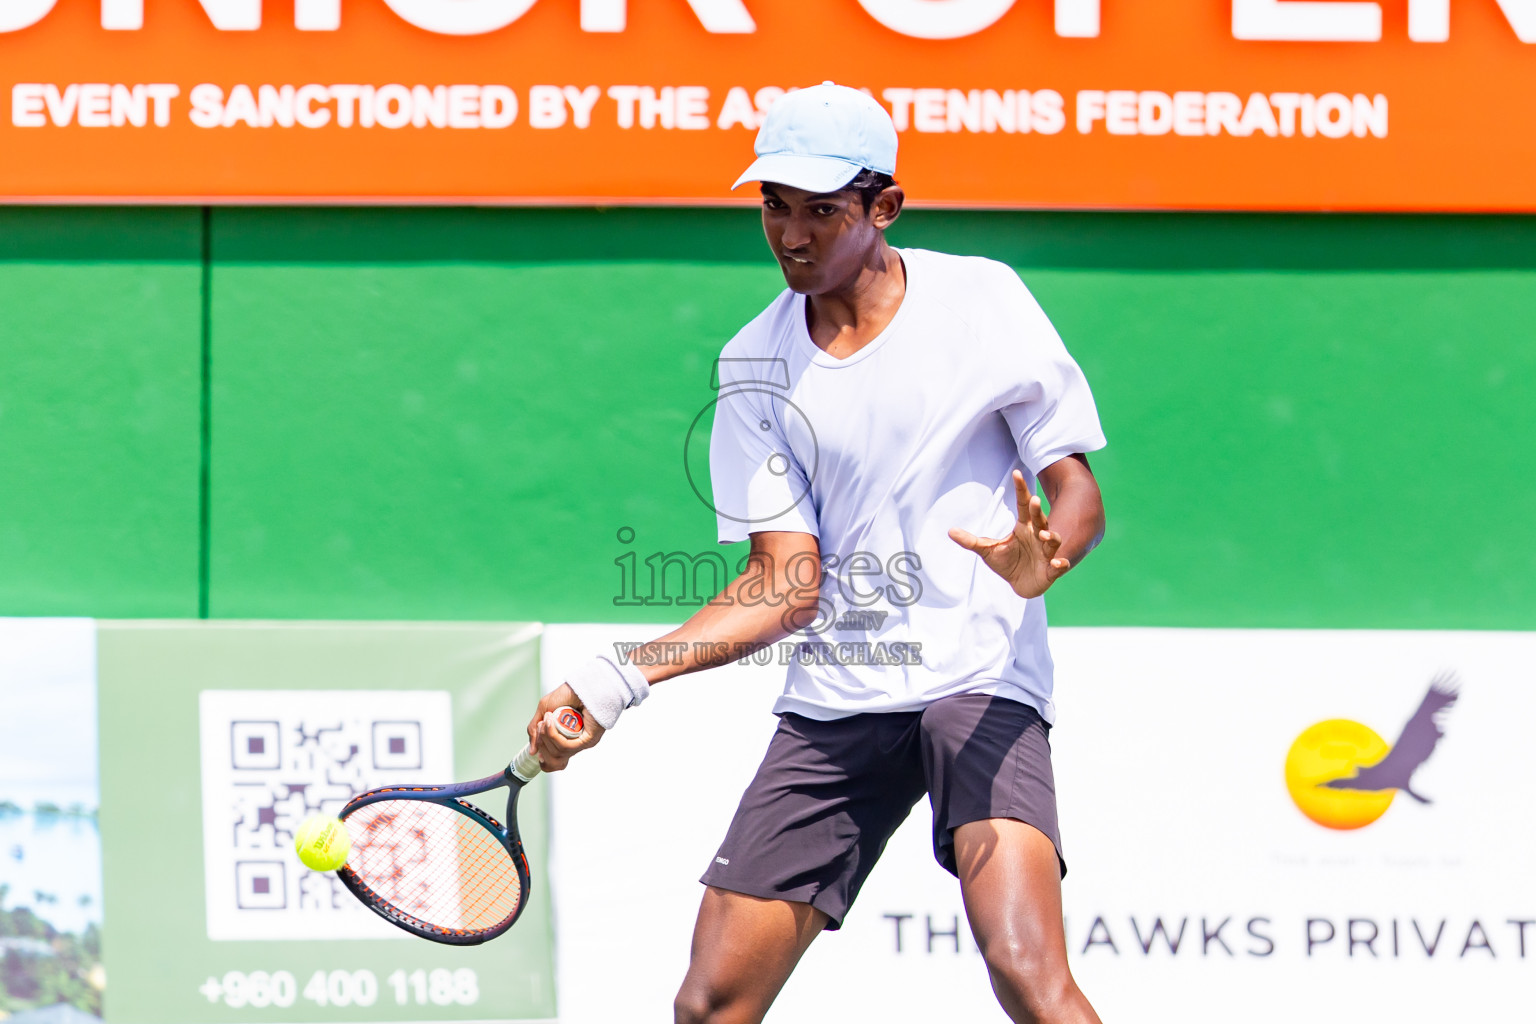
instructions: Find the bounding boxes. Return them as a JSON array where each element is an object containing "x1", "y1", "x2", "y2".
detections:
[{"x1": 544, "y1": 625, "x2": 1536, "y2": 1022}]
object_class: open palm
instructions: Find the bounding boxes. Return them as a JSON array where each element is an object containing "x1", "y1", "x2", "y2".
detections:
[{"x1": 949, "y1": 470, "x2": 1071, "y2": 599}]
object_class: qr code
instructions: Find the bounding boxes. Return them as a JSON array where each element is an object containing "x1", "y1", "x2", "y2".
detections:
[{"x1": 197, "y1": 690, "x2": 454, "y2": 941}]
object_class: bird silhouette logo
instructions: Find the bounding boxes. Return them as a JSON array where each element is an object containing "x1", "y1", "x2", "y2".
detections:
[{"x1": 1283, "y1": 673, "x2": 1460, "y2": 831}]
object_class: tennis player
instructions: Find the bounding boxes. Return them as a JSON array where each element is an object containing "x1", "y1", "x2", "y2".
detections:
[{"x1": 528, "y1": 83, "x2": 1106, "y2": 1024}]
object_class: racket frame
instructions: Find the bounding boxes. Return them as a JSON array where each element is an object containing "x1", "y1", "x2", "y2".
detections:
[{"x1": 336, "y1": 767, "x2": 533, "y2": 946}]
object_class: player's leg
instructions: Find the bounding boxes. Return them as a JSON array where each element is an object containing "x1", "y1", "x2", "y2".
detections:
[
  {"x1": 920, "y1": 693, "x2": 1100, "y2": 1024},
  {"x1": 673, "y1": 887, "x2": 827, "y2": 1024},
  {"x1": 680, "y1": 710, "x2": 927, "y2": 1022},
  {"x1": 955, "y1": 818, "x2": 1100, "y2": 1024}
]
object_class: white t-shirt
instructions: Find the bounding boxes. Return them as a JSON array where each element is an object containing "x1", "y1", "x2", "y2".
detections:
[{"x1": 708, "y1": 248, "x2": 1106, "y2": 724}]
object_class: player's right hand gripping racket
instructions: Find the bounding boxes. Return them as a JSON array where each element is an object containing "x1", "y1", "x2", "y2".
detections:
[{"x1": 335, "y1": 706, "x2": 584, "y2": 945}]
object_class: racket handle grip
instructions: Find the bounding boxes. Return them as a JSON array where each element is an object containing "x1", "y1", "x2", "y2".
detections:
[
  {"x1": 511, "y1": 747, "x2": 542, "y2": 783},
  {"x1": 510, "y1": 706, "x2": 585, "y2": 782}
]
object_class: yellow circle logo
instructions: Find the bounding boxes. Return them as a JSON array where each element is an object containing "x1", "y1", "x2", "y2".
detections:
[{"x1": 1284, "y1": 719, "x2": 1396, "y2": 830}]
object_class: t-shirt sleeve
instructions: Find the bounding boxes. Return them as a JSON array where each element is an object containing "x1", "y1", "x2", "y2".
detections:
[
  {"x1": 990, "y1": 265, "x2": 1108, "y2": 475},
  {"x1": 707, "y1": 380, "x2": 819, "y2": 545}
]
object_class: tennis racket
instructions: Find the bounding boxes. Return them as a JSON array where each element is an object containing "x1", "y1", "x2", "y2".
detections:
[{"x1": 334, "y1": 705, "x2": 584, "y2": 945}]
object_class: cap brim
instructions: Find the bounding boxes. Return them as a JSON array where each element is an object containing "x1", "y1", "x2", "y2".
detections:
[{"x1": 731, "y1": 153, "x2": 864, "y2": 193}]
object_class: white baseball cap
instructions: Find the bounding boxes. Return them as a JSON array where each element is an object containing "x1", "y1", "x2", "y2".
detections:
[{"x1": 732, "y1": 82, "x2": 898, "y2": 194}]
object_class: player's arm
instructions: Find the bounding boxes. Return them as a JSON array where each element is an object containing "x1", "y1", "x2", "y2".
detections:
[
  {"x1": 527, "y1": 530, "x2": 821, "y2": 769},
  {"x1": 949, "y1": 454, "x2": 1105, "y2": 599},
  {"x1": 1036, "y1": 453, "x2": 1105, "y2": 571}
]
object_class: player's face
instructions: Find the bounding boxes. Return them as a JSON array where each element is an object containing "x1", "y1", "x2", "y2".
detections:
[{"x1": 759, "y1": 182, "x2": 895, "y2": 295}]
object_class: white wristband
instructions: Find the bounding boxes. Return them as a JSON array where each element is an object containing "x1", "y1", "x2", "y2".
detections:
[{"x1": 565, "y1": 655, "x2": 649, "y2": 731}]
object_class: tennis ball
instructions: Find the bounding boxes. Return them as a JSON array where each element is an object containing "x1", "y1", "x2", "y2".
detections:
[{"x1": 294, "y1": 814, "x2": 350, "y2": 872}]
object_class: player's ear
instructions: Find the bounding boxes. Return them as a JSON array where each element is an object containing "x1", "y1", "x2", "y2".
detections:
[{"x1": 870, "y1": 185, "x2": 904, "y2": 230}]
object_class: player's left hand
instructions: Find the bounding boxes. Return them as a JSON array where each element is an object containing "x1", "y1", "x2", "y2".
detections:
[
  {"x1": 526, "y1": 683, "x2": 606, "y2": 772},
  {"x1": 948, "y1": 470, "x2": 1071, "y2": 600}
]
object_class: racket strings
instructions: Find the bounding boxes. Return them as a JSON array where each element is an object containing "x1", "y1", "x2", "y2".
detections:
[{"x1": 344, "y1": 799, "x2": 522, "y2": 934}]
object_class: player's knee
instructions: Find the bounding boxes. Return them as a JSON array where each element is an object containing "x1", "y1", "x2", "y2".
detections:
[
  {"x1": 980, "y1": 938, "x2": 1075, "y2": 1023},
  {"x1": 672, "y1": 980, "x2": 729, "y2": 1024},
  {"x1": 672, "y1": 988, "x2": 707, "y2": 1024}
]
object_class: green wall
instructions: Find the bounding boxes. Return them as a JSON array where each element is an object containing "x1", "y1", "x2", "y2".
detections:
[
  {"x1": 2, "y1": 207, "x2": 1533, "y2": 628},
  {"x1": 0, "y1": 210, "x2": 202, "y2": 616}
]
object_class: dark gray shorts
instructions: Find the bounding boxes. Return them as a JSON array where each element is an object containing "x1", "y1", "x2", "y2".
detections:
[{"x1": 699, "y1": 693, "x2": 1063, "y2": 930}]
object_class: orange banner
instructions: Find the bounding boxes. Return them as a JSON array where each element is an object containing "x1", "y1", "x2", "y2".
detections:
[{"x1": 1, "y1": 0, "x2": 1534, "y2": 209}]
